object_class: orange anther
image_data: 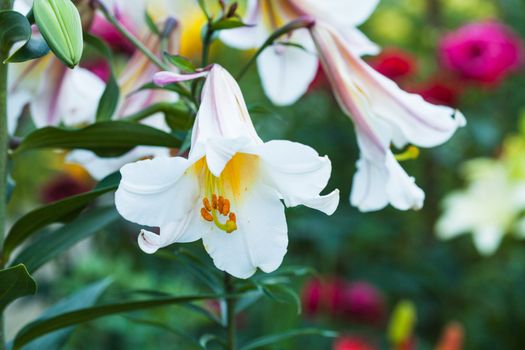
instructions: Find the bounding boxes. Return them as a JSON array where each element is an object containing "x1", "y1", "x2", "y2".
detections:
[
  {"x1": 203, "y1": 198, "x2": 212, "y2": 212},
  {"x1": 212, "y1": 194, "x2": 218, "y2": 209},
  {"x1": 229, "y1": 212, "x2": 236, "y2": 223},
  {"x1": 222, "y1": 199, "x2": 230, "y2": 216},
  {"x1": 200, "y1": 207, "x2": 213, "y2": 222},
  {"x1": 218, "y1": 196, "x2": 224, "y2": 214}
]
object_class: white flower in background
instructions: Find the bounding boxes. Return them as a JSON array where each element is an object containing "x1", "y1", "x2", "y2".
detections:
[
  {"x1": 67, "y1": 0, "x2": 190, "y2": 180},
  {"x1": 8, "y1": 0, "x2": 105, "y2": 133},
  {"x1": 220, "y1": 0, "x2": 379, "y2": 106},
  {"x1": 223, "y1": 0, "x2": 466, "y2": 211},
  {"x1": 115, "y1": 65, "x2": 339, "y2": 278},
  {"x1": 310, "y1": 22, "x2": 466, "y2": 212},
  {"x1": 437, "y1": 138, "x2": 525, "y2": 255}
]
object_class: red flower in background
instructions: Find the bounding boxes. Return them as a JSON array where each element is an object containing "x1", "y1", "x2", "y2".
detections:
[
  {"x1": 334, "y1": 336, "x2": 377, "y2": 350},
  {"x1": 302, "y1": 278, "x2": 324, "y2": 316},
  {"x1": 370, "y1": 49, "x2": 417, "y2": 82},
  {"x1": 413, "y1": 81, "x2": 461, "y2": 107},
  {"x1": 82, "y1": 59, "x2": 111, "y2": 82},
  {"x1": 440, "y1": 21, "x2": 523, "y2": 85},
  {"x1": 40, "y1": 174, "x2": 92, "y2": 204}
]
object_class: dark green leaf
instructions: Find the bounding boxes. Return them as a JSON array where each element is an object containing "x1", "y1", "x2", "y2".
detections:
[
  {"x1": 3, "y1": 173, "x2": 119, "y2": 260},
  {"x1": 126, "y1": 317, "x2": 203, "y2": 350},
  {"x1": 0, "y1": 264, "x2": 37, "y2": 312},
  {"x1": 164, "y1": 53, "x2": 196, "y2": 72},
  {"x1": 211, "y1": 17, "x2": 250, "y2": 30},
  {"x1": 0, "y1": 10, "x2": 31, "y2": 59},
  {"x1": 14, "y1": 121, "x2": 181, "y2": 157},
  {"x1": 261, "y1": 283, "x2": 301, "y2": 315},
  {"x1": 241, "y1": 328, "x2": 339, "y2": 350},
  {"x1": 164, "y1": 108, "x2": 194, "y2": 131},
  {"x1": 5, "y1": 37, "x2": 50, "y2": 63},
  {"x1": 199, "y1": 334, "x2": 225, "y2": 349},
  {"x1": 96, "y1": 74, "x2": 119, "y2": 121},
  {"x1": 12, "y1": 207, "x2": 119, "y2": 273},
  {"x1": 22, "y1": 279, "x2": 112, "y2": 350},
  {"x1": 196, "y1": 0, "x2": 210, "y2": 20},
  {"x1": 12, "y1": 293, "x2": 226, "y2": 350}
]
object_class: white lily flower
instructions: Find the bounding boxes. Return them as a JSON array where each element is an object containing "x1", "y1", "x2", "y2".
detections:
[
  {"x1": 310, "y1": 22, "x2": 466, "y2": 211},
  {"x1": 437, "y1": 141, "x2": 525, "y2": 255},
  {"x1": 7, "y1": 0, "x2": 105, "y2": 134},
  {"x1": 220, "y1": 0, "x2": 379, "y2": 106},
  {"x1": 115, "y1": 65, "x2": 339, "y2": 278}
]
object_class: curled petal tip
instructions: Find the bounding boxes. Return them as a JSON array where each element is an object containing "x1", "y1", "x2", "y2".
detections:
[{"x1": 153, "y1": 70, "x2": 208, "y2": 86}]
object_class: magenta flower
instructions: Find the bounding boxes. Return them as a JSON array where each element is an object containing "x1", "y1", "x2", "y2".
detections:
[
  {"x1": 440, "y1": 21, "x2": 523, "y2": 85},
  {"x1": 344, "y1": 281, "x2": 385, "y2": 324}
]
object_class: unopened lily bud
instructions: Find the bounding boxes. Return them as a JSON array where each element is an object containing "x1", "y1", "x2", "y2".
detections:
[
  {"x1": 34, "y1": 0, "x2": 83, "y2": 68},
  {"x1": 388, "y1": 300, "x2": 417, "y2": 348}
]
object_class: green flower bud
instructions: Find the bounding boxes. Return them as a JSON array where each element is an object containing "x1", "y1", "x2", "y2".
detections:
[{"x1": 33, "y1": 0, "x2": 83, "y2": 68}]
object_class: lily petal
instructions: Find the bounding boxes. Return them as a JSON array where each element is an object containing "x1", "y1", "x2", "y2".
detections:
[
  {"x1": 257, "y1": 30, "x2": 319, "y2": 105},
  {"x1": 219, "y1": 0, "x2": 268, "y2": 50},
  {"x1": 203, "y1": 181, "x2": 288, "y2": 279},
  {"x1": 115, "y1": 156, "x2": 199, "y2": 227},
  {"x1": 259, "y1": 140, "x2": 339, "y2": 214},
  {"x1": 291, "y1": 0, "x2": 379, "y2": 27},
  {"x1": 472, "y1": 226, "x2": 504, "y2": 256}
]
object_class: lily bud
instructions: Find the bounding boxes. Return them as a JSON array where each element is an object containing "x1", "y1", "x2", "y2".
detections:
[{"x1": 33, "y1": 0, "x2": 83, "y2": 68}]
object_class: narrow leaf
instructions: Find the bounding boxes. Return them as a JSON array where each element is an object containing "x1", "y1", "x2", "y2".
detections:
[
  {"x1": 164, "y1": 53, "x2": 196, "y2": 72},
  {"x1": 0, "y1": 264, "x2": 37, "y2": 312},
  {"x1": 12, "y1": 294, "x2": 228, "y2": 350},
  {"x1": 261, "y1": 284, "x2": 301, "y2": 315},
  {"x1": 211, "y1": 17, "x2": 250, "y2": 30},
  {"x1": 5, "y1": 37, "x2": 50, "y2": 63},
  {"x1": 241, "y1": 328, "x2": 339, "y2": 350},
  {"x1": 11, "y1": 207, "x2": 119, "y2": 273},
  {"x1": 3, "y1": 173, "x2": 119, "y2": 260},
  {"x1": 22, "y1": 279, "x2": 112, "y2": 350},
  {"x1": 96, "y1": 74, "x2": 119, "y2": 121},
  {"x1": 14, "y1": 121, "x2": 181, "y2": 157}
]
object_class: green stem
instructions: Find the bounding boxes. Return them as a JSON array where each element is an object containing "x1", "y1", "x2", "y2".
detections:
[
  {"x1": 236, "y1": 16, "x2": 315, "y2": 81},
  {"x1": 201, "y1": 22, "x2": 213, "y2": 67},
  {"x1": 96, "y1": 0, "x2": 170, "y2": 71},
  {"x1": 0, "y1": 3, "x2": 12, "y2": 350},
  {"x1": 224, "y1": 273, "x2": 236, "y2": 350}
]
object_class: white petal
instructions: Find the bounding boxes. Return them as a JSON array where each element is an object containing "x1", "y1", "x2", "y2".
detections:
[
  {"x1": 342, "y1": 27, "x2": 380, "y2": 56},
  {"x1": 291, "y1": 0, "x2": 379, "y2": 26},
  {"x1": 67, "y1": 146, "x2": 170, "y2": 180},
  {"x1": 32, "y1": 63, "x2": 104, "y2": 127},
  {"x1": 115, "y1": 156, "x2": 199, "y2": 227},
  {"x1": 191, "y1": 65, "x2": 262, "y2": 151},
  {"x1": 138, "y1": 207, "x2": 205, "y2": 254},
  {"x1": 203, "y1": 182, "x2": 288, "y2": 279},
  {"x1": 258, "y1": 140, "x2": 339, "y2": 214},
  {"x1": 351, "y1": 153, "x2": 424, "y2": 212},
  {"x1": 220, "y1": 0, "x2": 268, "y2": 49},
  {"x1": 472, "y1": 226, "x2": 503, "y2": 256},
  {"x1": 257, "y1": 30, "x2": 318, "y2": 106},
  {"x1": 7, "y1": 88, "x2": 31, "y2": 134},
  {"x1": 204, "y1": 136, "x2": 253, "y2": 177}
]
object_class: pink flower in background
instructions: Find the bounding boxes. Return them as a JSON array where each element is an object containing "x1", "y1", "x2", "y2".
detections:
[
  {"x1": 40, "y1": 174, "x2": 93, "y2": 204},
  {"x1": 90, "y1": 10, "x2": 136, "y2": 54},
  {"x1": 333, "y1": 336, "x2": 377, "y2": 350},
  {"x1": 370, "y1": 49, "x2": 417, "y2": 82},
  {"x1": 81, "y1": 59, "x2": 111, "y2": 82},
  {"x1": 325, "y1": 278, "x2": 348, "y2": 317},
  {"x1": 440, "y1": 21, "x2": 523, "y2": 85},
  {"x1": 301, "y1": 278, "x2": 323, "y2": 316},
  {"x1": 344, "y1": 281, "x2": 385, "y2": 324}
]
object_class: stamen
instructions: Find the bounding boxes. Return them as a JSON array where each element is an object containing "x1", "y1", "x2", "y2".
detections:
[
  {"x1": 212, "y1": 194, "x2": 218, "y2": 209},
  {"x1": 203, "y1": 198, "x2": 212, "y2": 211},
  {"x1": 222, "y1": 199, "x2": 230, "y2": 216},
  {"x1": 229, "y1": 212, "x2": 236, "y2": 222},
  {"x1": 201, "y1": 207, "x2": 213, "y2": 222},
  {"x1": 395, "y1": 146, "x2": 420, "y2": 162},
  {"x1": 218, "y1": 196, "x2": 225, "y2": 214}
]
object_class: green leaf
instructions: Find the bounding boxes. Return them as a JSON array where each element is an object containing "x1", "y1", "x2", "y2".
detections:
[
  {"x1": 96, "y1": 74, "x2": 119, "y2": 121},
  {"x1": 33, "y1": 0, "x2": 83, "y2": 67},
  {"x1": 5, "y1": 37, "x2": 50, "y2": 63},
  {"x1": 12, "y1": 293, "x2": 227, "y2": 350},
  {"x1": 22, "y1": 279, "x2": 112, "y2": 350},
  {"x1": 211, "y1": 17, "x2": 250, "y2": 30},
  {"x1": 261, "y1": 283, "x2": 301, "y2": 315},
  {"x1": 14, "y1": 121, "x2": 181, "y2": 157},
  {"x1": 241, "y1": 328, "x2": 339, "y2": 350},
  {"x1": 0, "y1": 264, "x2": 37, "y2": 312},
  {"x1": 144, "y1": 11, "x2": 160, "y2": 35},
  {"x1": 164, "y1": 53, "x2": 196, "y2": 72},
  {"x1": 2, "y1": 173, "x2": 119, "y2": 260},
  {"x1": 12, "y1": 207, "x2": 119, "y2": 273},
  {"x1": 0, "y1": 10, "x2": 31, "y2": 59}
]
